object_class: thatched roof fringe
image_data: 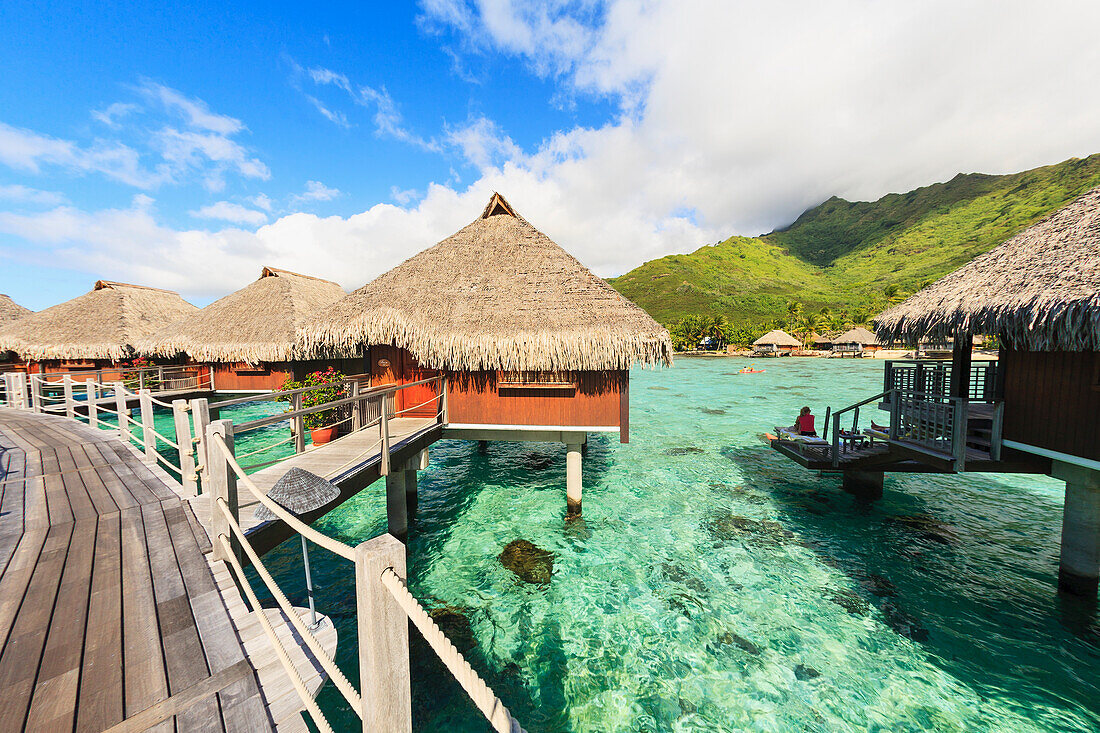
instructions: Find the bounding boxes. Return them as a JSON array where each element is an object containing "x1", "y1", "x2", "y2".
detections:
[{"x1": 875, "y1": 185, "x2": 1100, "y2": 351}]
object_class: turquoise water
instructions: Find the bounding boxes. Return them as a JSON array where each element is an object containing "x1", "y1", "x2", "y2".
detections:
[{"x1": 114, "y1": 360, "x2": 1100, "y2": 731}]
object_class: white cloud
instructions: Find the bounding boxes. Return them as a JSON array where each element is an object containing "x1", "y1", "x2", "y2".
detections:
[
  {"x1": 154, "y1": 127, "x2": 270, "y2": 187},
  {"x1": 0, "y1": 184, "x2": 66, "y2": 206},
  {"x1": 0, "y1": 121, "x2": 170, "y2": 188},
  {"x1": 303, "y1": 66, "x2": 440, "y2": 150},
  {"x1": 190, "y1": 201, "x2": 268, "y2": 225},
  {"x1": 138, "y1": 80, "x2": 244, "y2": 135},
  {"x1": 292, "y1": 180, "x2": 341, "y2": 203},
  {"x1": 391, "y1": 186, "x2": 419, "y2": 204},
  {"x1": 249, "y1": 193, "x2": 273, "y2": 211},
  {"x1": 421, "y1": 0, "x2": 1100, "y2": 236},
  {"x1": 92, "y1": 102, "x2": 139, "y2": 128}
]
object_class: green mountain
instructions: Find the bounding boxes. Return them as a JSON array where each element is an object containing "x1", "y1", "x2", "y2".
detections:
[{"x1": 610, "y1": 154, "x2": 1100, "y2": 328}]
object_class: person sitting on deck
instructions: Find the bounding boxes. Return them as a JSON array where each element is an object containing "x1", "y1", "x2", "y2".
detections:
[{"x1": 789, "y1": 406, "x2": 817, "y2": 437}]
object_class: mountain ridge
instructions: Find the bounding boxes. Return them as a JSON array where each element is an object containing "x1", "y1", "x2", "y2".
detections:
[{"x1": 609, "y1": 154, "x2": 1100, "y2": 327}]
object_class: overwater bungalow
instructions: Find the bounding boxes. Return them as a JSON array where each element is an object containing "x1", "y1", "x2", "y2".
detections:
[
  {"x1": 299, "y1": 192, "x2": 672, "y2": 513},
  {"x1": 0, "y1": 294, "x2": 31, "y2": 369},
  {"x1": 752, "y1": 329, "x2": 801, "y2": 356},
  {"x1": 142, "y1": 266, "x2": 352, "y2": 392},
  {"x1": 0, "y1": 280, "x2": 197, "y2": 375},
  {"x1": 831, "y1": 326, "x2": 881, "y2": 357},
  {"x1": 771, "y1": 185, "x2": 1100, "y2": 597}
]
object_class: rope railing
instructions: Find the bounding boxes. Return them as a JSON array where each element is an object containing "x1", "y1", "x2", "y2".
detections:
[
  {"x1": 380, "y1": 568, "x2": 526, "y2": 733},
  {"x1": 216, "y1": 534, "x2": 337, "y2": 733},
  {"x1": 215, "y1": 499, "x2": 363, "y2": 713}
]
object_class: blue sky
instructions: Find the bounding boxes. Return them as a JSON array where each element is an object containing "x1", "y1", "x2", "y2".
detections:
[{"x1": 2, "y1": 1, "x2": 1100, "y2": 310}]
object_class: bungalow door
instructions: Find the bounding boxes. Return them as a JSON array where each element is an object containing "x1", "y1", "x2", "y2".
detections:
[{"x1": 398, "y1": 349, "x2": 440, "y2": 418}]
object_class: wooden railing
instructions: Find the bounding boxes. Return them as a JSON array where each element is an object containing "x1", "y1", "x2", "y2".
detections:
[
  {"x1": 20, "y1": 363, "x2": 214, "y2": 393},
  {"x1": 882, "y1": 359, "x2": 999, "y2": 403},
  {"x1": 890, "y1": 390, "x2": 969, "y2": 470},
  {"x1": 190, "y1": 375, "x2": 447, "y2": 478},
  {"x1": 205, "y1": 425, "x2": 524, "y2": 733}
]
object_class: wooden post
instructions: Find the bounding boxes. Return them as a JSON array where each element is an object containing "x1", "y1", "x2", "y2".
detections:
[
  {"x1": 63, "y1": 374, "x2": 74, "y2": 419},
  {"x1": 404, "y1": 458, "x2": 418, "y2": 517},
  {"x1": 30, "y1": 374, "x2": 41, "y2": 413},
  {"x1": 139, "y1": 389, "x2": 157, "y2": 462},
  {"x1": 386, "y1": 471, "x2": 408, "y2": 543},
  {"x1": 889, "y1": 391, "x2": 901, "y2": 440},
  {"x1": 85, "y1": 379, "x2": 98, "y2": 429},
  {"x1": 114, "y1": 382, "x2": 129, "y2": 443},
  {"x1": 380, "y1": 394, "x2": 391, "y2": 476},
  {"x1": 209, "y1": 365, "x2": 216, "y2": 391},
  {"x1": 1053, "y1": 462, "x2": 1100, "y2": 598},
  {"x1": 292, "y1": 393, "x2": 305, "y2": 454},
  {"x1": 440, "y1": 375, "x2": 449, "y2": 424},
  {"x1": 952, "y1": 398, "x2": 967, "y2": 472},
  {"x1": 174, "y1": 399, "x2": 197, "y2": 496},
  {"x1": 351, "y1": 380, "x2": 362, "y2": 431},
  {"x1": 566, "y1": 439, "x2": 583, "y2": 517},
  {"x1": 354, "y1": 534, "x2": 411, "y2": 733},
  {"x1": 990, "y1": 401, "x2": 1004, "y2": 462},
  {"x1": 139, "y1": 369, "x2": 146, "y2": 392},
  {"x1": 206, "y1": 419, "x2": 239, "y2": 564},
  {"x1": 191, "y1": 398, "x2": 211, "y2": 493},
  {"x1": 157, "y1": 365, "x2": 165, "y2": 388},
  {"x1": 17, "y1": 373, "x2": 29, "y2": 410},
  {"x1": 950, "y1": 333, "x2": 973, "y2": 400}
]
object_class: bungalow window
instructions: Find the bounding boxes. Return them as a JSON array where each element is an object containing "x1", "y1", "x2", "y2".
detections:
[
  {"x1": 233, "y1": 362, "x2": 271, "y2": 376},
  {"x1": 499, "y1": 371, "x2": 575, "y2": 390}
]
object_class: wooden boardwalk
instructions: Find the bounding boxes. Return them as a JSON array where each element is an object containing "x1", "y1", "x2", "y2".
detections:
[{"x1": 0, "y1": 407, "x2": 334, "y2": 732}]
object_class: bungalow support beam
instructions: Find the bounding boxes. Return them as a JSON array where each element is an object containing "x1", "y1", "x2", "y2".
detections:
[
  {"x1": 566, "y1": 439, "x2": 584, "y2": 516},
  {"x1": 386, "y1": 471, "x2": 408, "y2": 543},
  {"x1": 1054, "y1": 461, "x2": 1100, "y2": 598}
]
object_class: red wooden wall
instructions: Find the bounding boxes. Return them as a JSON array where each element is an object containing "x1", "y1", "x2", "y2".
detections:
[{"x1": 1002, "y1": 348, "x2": 1099, "y2": 461}]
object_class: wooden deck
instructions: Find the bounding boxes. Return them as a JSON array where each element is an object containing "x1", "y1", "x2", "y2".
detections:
[{"x1": 0, "y1": 407, "x2": 335, "y2": 732}]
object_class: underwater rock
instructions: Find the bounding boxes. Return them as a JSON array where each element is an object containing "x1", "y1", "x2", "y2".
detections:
[
  {"x1": 499, "y1": 539, "x2": 555, "y2": 585},
  {"x1": 657, "y1": 561, "x2": 708, "y2": 595},
  {"x1": 427, "y1": 607, "x2": 476, "y2": 653},
  {"x1": 881, "y1": 602, "x2": 930, "y2": 642},
  {"x1": 828, "y1": 590, "x2": 870, "y2": 616},
  {"x1": 665, "y1": 446, "x2": 707, "y2": 455},
  {"x1": 888, "y1": 514, "x2": 959, "y2": 545},
  {"x1": 866, "y1": 573, "x2": 897, "y2": 597},
  {"x1": 794, "y1": 664, "x2": 821, "y2": 681},
  {"x1": 705, "y1": 514, "x2": 794, "y2": 546},
  {"x1": 717, "y1": 631, "x2": 762, "y2": 655},
  {"x1": 647, "y1": 385, "x2": 670, "y2": 390},
  {"x1": 700, "y1": 407, "x2": 727, "y2": 415}
]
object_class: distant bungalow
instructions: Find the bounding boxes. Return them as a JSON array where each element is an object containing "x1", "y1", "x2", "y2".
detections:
[
  {"x1": 142, "y1": 267, "x2": 350, "y2": 392},
  {"x1": 0, "y1": 280, "x2": 196, "y2": 374},
  {"x1": 772, "y1": 185, "x2": 1100, "y2": 598},
  {"x1": 831, "y1": 326, "x2": 881, "y2": 357},
  {"x1": 752, "y1": 329, "x2": 801, "y2": 356},
  {"x1": 299, "y1": 193, "x2": 672, "y2": 513}
]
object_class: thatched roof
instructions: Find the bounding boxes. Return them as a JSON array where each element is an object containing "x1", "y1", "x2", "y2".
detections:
[
  {"x1": 141, "y1": 267, "x2": 345, "y2": 363},
  {"x1": 833, "y1": 327, "x2": 880, "y2": 345},
  {"x1": 299, "y1": 193, "x2": 672, "y2": 370},
  {"x1": 876, "y1": 185, "x2": 1100, "y2": 351},
  {"x1": 0, "y1": 280, "x2": 197, "y2": 361},
  {"x1": 0, "y1": 294, "x2": 30, "y2": 324},
  {"x1": 753, "y1": 329, "x2": 801, "y2": 347}
]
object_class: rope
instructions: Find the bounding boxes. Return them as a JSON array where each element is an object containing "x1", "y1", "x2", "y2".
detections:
[
  {"x1": 217, "y1": 535, "x2": 336, "y2": 733},
  {"x1": 216, "y1": 500, "x2": 363, "y2": 716},
  {"x1": 210, "y1": 434, "x2": 356, "y2": 561},
  {"x1": 380, "y1": 568, "x2": 526, "y2": 733},
  {"x1": 392, "y1": 391, "x2": 442, "y2": 417}
]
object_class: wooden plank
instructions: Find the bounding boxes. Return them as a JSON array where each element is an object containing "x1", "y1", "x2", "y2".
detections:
[
  {"x1": 79, "y1": 444, "x2": 139, "y2": 511},
  {"x1": 25, "y1": 518, "x2": 97, "y2": 732},
  {"x1": 76, "y1": 511, "x2": 124, "y2": 732},
  {"x1": 0, "y1": 528, "x2": 48, "y2": 661},
  {"x1": 0, "y1": 521, "x2": 73, "y2": 731},
  {"x1": 140, "y1": 501, "x2": 223, "y2": 732},
  {"x1": 93, "y1": 443, "x2": 159, "y2": 507},
  {"x1": 164, "y1": 502, "x2": 271, "y2": 730},
  {"x1": 39, "y1": 448, "x2": 74, "y2": 527},
  {"x1": 118, "y1": 506, "x2": 172, "y2": 733},
  {"x1": 63, "y1": 445, "x2": 117, "y2": 518}
]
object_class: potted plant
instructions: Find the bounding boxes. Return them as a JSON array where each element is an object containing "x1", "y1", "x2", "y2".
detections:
[{"x1": 276, "y1": 367, "x2": 348, "y2": 445}]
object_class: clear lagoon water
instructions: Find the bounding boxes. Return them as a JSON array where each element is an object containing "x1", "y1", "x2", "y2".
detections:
[{"x1": 101, "y1": 358, "x2": 1100, "y2": 731}]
